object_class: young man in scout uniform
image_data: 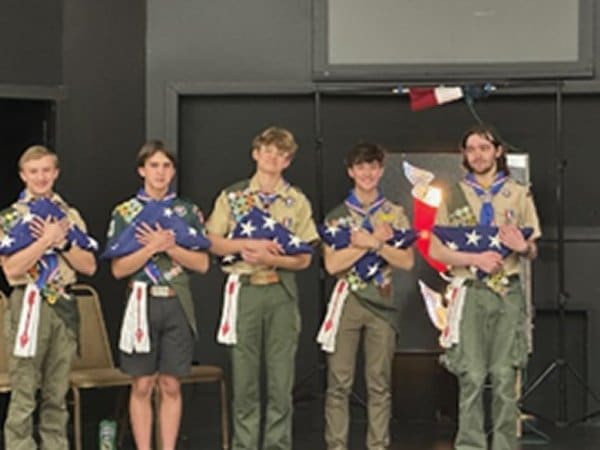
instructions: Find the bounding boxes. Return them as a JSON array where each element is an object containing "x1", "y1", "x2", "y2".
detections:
[
  {"x1": 429, "y1": 124, "x2": 541, "y2": 450},
  {"x1": 106, "y1": 140, "x2": 210, "y2": 450},
  {"x1": 318, "y1": 143, "x2": 414, "y2": 450},
  {"x1": 206, "y1": 126, "x2": 319, "y2": 450},
  {"x1": 1, "y1": 145, "x2": 97, "y2": 450}
]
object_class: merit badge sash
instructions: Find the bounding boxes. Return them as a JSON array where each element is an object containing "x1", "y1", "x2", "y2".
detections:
[
  {"x1": 216, "y1": 274, "x2": 241, "y2": 345},
  {"x1": 316, "y1": 279, "x2": 349, "y2": 353},
  {"x1": 118, "y1": 281, "x2": 150, "y2": 354}
]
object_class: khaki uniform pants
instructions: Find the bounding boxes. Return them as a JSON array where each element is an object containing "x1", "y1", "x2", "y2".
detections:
[
  {"x1": 4, "y1": 289, "x2": 77, "y2": 450},
  {"x1": 325, "y1": 295, "x2": 396, "y2": 450},
  {"x1": 446, "y1": 280, "x2": 527, "y2": 450},
  {"x1": 231, "y1": 283, "x2": 300, "y2": 450}
]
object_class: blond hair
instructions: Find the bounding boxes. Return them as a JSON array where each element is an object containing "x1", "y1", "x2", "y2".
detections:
[
  {"x1": 251, "y1": 126, "x2": 298, "y2": 157},
  {"x1": 19, "y1": 145, "x2": 59, "y2": 171}
]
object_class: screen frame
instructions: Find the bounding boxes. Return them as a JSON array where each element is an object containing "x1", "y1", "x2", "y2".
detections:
[{"x1": 312, "y1": 0, "x2": 594, "y2": 81}]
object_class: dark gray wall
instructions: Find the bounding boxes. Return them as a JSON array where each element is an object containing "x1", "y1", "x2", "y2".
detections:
[
  {"x1": 58, "y1": 0, "x2": 146, "y2": 348},
  {"x1": 0, "y1": 0, "x2": 62, "y2": 85},
  {"x1": 147, "y1": 0, "x2": 313, "y2": 138}
]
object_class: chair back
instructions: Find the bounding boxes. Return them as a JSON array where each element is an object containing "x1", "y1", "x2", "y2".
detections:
[{"x1": 70, "y1": 284, "x2": 116, "y2": 370}]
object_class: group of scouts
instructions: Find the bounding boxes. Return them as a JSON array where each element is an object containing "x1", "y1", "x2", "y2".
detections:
[{"x1": 0, "y1": 123, "x2": 540, "y2": 450}]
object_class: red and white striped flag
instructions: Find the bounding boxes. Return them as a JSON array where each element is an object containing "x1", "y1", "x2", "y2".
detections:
[{"x1": 408, "y1": 86, "x2": 463, "y2": 111}]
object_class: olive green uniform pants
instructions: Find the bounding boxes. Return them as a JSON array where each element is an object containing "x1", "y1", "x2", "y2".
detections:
[
  {"x1": 4, "y1": 289, "x2": 77, "y2": 450},
  {"x1": 443, "y1": 279, "x2": 527, "y2": 450},
  {"x1": 325, "y1": 294, "x2": 396, "y2": 450},
  {"x1": 231, "y1": 283, "x2": 300, "y2": 450}
]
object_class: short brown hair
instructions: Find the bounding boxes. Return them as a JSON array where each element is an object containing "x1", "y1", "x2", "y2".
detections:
[
  {"x1": 345, "y1": 142, "x2": 386, "y2": 168},
  {"x1": 136, "y1": 139, "x2": 177, "y2": 167},
  {"x1": 19, "y1": 145, "x2": 59, "y2": 171},
  {"x1": 251, "y1": 126, "x2": 298, "y2": 157}
]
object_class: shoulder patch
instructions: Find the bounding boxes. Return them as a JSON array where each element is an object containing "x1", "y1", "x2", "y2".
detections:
[
  {"x1": 0, "y1": 207, "x2": 21, "y2": 232},
  {"x1": 114, "y1": 198, "x2": 143, "y2": 224}
]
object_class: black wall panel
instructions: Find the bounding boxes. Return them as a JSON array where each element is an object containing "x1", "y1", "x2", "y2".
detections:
[{"x1": 178, "y1": 94, "x2": 322, "y2": 384}]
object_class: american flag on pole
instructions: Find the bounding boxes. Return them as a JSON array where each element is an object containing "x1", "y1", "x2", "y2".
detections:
[{"x1": 220, "y1": 207, "x2": 313, "y2": 265}]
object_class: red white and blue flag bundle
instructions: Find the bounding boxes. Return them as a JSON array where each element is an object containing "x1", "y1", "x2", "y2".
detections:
[
  {"x1": 221, "y1": 207, "x2": 313, "y2": 265},
  {"x1": 433, "y1": 225, "x2": 533, "y2": 277},
  {"x1": 318, "y1": 223, "x2": 418, "y2": 283},
  {"x1": 102, "y1": 199, "x2": 210, "y2": 261},
  {"x1": 0, "y1": 197, "x2": 98, "y2": 258}
]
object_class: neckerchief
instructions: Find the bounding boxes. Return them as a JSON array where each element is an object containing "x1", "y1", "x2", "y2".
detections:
[
  {"x1": 463, "y1": 172, "x2": 507, "y2": 225},
  {"x1": 257, "y1": 191, "x2": 279, "y2": 210},
  {"x1": 344, "y1": 189, "x2": 385, "y2": 229},
  {"x1": 344, "y1": 190, "x2": 387, "y2": 284}
]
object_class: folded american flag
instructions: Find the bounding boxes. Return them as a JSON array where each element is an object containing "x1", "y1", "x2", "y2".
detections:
[
  {"x1": 102, "y1": 202, "x2": 210, "y2": 259},
  {"x1": 318, "y1": 223, "x2": 417, "y2": 283},
  {"x1": 433, "y1": 225, "x2": 533, "y2": 277},
  {"x1": 221, "y1": 207, "x2": 312, "y2": 265},
  {"x1": 0, "y1": 197, "x2": 98, "y2": 255}
]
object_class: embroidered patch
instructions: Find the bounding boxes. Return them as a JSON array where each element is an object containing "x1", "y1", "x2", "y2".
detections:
[
  {"x1": 377, "y1": 211, "x2": 395, "y2": 224},
  {"x1": 227, "y1": 190, "x2": 258, "y2": 221},
  {"x1": 174, "y1": 205, "x2": 187, "y2": 217},
  {"x1": 0, "y1": 209, "x2": 20, "y2": 233},
  {"x1": 116, "y1": 199, "x2": 143, "y2": 224}
]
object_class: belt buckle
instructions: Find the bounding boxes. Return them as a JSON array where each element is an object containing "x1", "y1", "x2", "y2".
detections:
[
  {"x1": 150, "y1": 285, "x2": 171, "y2": 298},
  {"x1": 249, "y1": 271, "x2": 279, "y2": 286}
]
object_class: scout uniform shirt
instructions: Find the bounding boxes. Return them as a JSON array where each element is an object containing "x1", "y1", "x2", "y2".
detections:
[
  {"x1": 0, "y1": 191, "x2": 87, "y2": 333},
  {"x1": 206, "y1": 175, "x2": 319, "y2": 290},
  {"x1": 324, "y1": 197, "x2": 409, "y2": 331},
  {"x1": 107, "y1": 195, "x2": 206, "y2": 335},
  {"x1": 436, "y1": 177, "x2": 541, "y2": 280}
]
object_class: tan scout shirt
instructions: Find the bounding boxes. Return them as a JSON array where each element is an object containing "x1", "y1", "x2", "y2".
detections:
[
  {"x1": 436, "y1": 178, "x2": 541, "y2": 278},
  {"x1": 206, "y1": 175, "x2": 319, "y2": 275},
  {"x1": 325, "y1": 199, "x2": 410, "y2": 289},
  {"x1": 0, "y1": 191, "x2": 86, "y2": 287}
]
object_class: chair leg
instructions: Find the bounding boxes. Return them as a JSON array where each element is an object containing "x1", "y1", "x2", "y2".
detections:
[
  {"x1": 71, "y1": 386, "x2": 82, "y2": 450},
  {"x1": 220, "y1": 379, "x2": 229, "y2": 450},
  {"x1": 116, "y1": 386, "x2": 130, "y2": 448}
]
